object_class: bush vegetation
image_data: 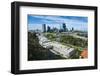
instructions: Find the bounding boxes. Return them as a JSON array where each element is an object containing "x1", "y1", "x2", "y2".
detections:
[{"x1": 28, "y1": 32, "x2": 65, "y2": 60}]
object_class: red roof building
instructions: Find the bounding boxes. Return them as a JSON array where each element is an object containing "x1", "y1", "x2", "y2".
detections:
[{"x1": 80, "y1": 49, "x2": 88, "y2": 58}]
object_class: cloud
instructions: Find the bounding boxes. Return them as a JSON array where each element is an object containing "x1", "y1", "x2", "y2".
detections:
[
  {"x1": 28, "y1": 15, "x2": 88, "y2": 31},
  {"x1": 31, "y1": 15, "x2": 87, "y2": 24}
]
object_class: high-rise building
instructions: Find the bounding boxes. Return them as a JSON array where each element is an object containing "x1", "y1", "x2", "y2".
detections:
[
  {"x1": 71, "y1": 27, "x2": 74, "y2": 32},
  {"x1": 47, "y1": 26, "x2": 51, "y2": 32},
  {"x1": 42, "y1": 24, "x2": 46, "y2": 32},
  {"x1": 62, "y1": 23, "x2": 66, "y2": 32}
]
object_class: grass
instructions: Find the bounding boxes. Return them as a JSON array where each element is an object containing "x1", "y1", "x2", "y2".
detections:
[{"x1": 44, "y1": 32, "x2": 87, "y2": 59}]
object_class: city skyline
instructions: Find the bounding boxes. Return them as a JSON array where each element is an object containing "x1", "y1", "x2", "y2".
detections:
[{"x1": 28, "y1": 15, "x2": 88, "y2": 32}]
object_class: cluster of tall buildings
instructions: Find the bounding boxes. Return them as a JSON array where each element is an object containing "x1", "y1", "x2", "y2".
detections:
[{"x1": 42, "y1": 23, "x2": 74, "y2": 33}]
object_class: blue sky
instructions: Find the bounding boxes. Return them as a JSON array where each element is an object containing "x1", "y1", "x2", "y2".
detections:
[{"x1": 28, "y1": 15, "x2": 88, "y2": 31}]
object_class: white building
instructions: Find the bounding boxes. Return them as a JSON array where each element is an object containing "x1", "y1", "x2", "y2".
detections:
[{"x1": 36, "y1": 33, "x2": 75, "y2": 58}]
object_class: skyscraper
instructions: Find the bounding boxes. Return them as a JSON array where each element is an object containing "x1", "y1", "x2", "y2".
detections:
[
  {"x1": 47, "y1": 26, "x2": 51, "y2": 32},
  {"x1": 42, "y1": 24, "x2": 46, "y2": 32},
  {"x1": 62, "y1": 23, "x2": 66, "y2": 32}
]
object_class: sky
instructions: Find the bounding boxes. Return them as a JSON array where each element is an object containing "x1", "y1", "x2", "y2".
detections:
[{"x1": 28, "y1": 15, "x2": 88, "y2": 32}]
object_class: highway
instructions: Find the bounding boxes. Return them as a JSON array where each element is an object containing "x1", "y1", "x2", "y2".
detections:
[{"x1": 70, "y1": 34, "x2": 88, "y2": 41}]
